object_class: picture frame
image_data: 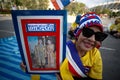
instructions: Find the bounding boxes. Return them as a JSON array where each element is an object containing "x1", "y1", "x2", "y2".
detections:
[{"x1": 11, "y1": 10, "x2": 67, "y2": 73}]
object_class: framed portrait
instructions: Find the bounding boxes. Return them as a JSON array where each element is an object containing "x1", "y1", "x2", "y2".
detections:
[{"x1": 11, "y1": 10, "x2": 67, "y2": 73}]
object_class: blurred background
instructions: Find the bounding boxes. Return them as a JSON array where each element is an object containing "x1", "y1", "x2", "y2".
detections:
[{"x1": 0, "y1": 0, "x2": 120, "y2": 80}]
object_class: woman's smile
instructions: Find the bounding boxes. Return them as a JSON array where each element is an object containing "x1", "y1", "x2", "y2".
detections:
[{"x1": 83, "y1": 40, "x2": 95, "y2": 48}]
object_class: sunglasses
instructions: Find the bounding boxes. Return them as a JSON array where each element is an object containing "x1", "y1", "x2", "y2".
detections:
[{"x1": 82, "y1": 27, "x2": 108, "y2": 41}]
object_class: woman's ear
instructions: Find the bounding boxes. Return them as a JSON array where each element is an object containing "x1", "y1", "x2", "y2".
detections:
[{"x1": 96, "y1": 41, "x2": 102, "y2": 49}]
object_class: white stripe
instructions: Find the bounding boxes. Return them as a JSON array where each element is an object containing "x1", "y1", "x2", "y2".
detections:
[
  {"x1": 66, "y1": 46, "x2": 87, "y2": 77},
  {"x1": 80, "y1": 14, "x2": 101, "y2": 22},
  {"x1": 56, "y1": 0, "x2": 64, "y2": 9},
  {"x1": 70, "y1": 0, "x2": 74, "y2": 2},
  {"x1": 80, "y1": 16, "x2": 87, "y2": 21},
  {"x1": 79, "y1": 19, "x2": 101, "y2": 29},
  {"x1": 100, "y1": 47, "x2": 116, "y2": 51}
]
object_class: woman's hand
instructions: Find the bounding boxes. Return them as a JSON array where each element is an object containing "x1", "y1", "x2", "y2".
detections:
[{"x1": 20, "y1": 62, "x2": 26, "y2": 72}]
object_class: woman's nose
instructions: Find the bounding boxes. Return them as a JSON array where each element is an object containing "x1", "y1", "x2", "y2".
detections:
[{"x1": 88, "y1": 34, "x2": 96, "y2": 42}]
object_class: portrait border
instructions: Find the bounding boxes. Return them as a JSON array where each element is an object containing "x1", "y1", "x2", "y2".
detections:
[{"x1": 11, "y1": 10, "x2": 67, "y2": 74}]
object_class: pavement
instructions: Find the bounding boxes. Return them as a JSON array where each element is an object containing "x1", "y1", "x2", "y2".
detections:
[
  {"x1": 100, "y1": 34, "x2": 120, "y2": 80},
  {"x1": 0, "y1": 15, "x2": 15, "y2": 38},
  {"x1": 0, "y1": 15, "x2": 120, "y2": 80}
]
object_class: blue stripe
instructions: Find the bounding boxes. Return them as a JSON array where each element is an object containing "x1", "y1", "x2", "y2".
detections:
[
  {"x1": 0, "y1": 42, "x2": 18, "y2": 50},
  {"x1": 0, "y1": 62, "x2": 30, "y2": 77},
  {"x1": 61, "y1": 0, "x2": 71, "y2": 7},
  {"x1": 5, "y1": 41, "x2": 18, "y2": 47},
  {"x1": 0, "y1": 59, "x2": 21, "y2": 70},
  {"x1": 0, "y1": 47, "x2": 16, "y2": 53},
  {"x1": 0, "y1": 67, "x2": 30, "y2": 80},
  {"x1": 0, "y1": 56, "x2": 21, "y2": 64},
  {"x1": 0, "y1": 75, "x2": 10, "y2": 80},
  {"x1": 0, "y1": 49, "x2": 21, "y2": 59},
  {"x1": 0, "y1": 36, "x2": 16, "y2": 43},
  {"x1": 0, "y1": 48, "x2": 20, "y2": 55},
  {"x1": 0, "y1": 71, "x2": 22, "y2": 80},
  {"x1": 0, "y1": 36, "x2": 31, "y2": 80},
  {"x1": 67, "y1": 41, "x2": 86, "y2": 74},
  {"x1": 80, "y1": 16, "x2": 101, "y2": 25}
]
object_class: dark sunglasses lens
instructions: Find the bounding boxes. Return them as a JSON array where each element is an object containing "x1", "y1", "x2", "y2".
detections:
[
  {"x1": 95, "y1": 32, "x2": 108, "y2": 41},
  {"x1": 82, "y1": 28, "x2": 94, "y2": 38}
]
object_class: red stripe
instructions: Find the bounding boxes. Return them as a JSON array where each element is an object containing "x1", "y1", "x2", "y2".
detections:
[
  {"x1": 51, "y1": 0, "x2": 60, "y2": 10},
  {"x1": 75, "y1": 29, "x2": 82, "y2": 38},
  {"x1": 68, "y1": 62, "x2": 81, "y2": 78}
]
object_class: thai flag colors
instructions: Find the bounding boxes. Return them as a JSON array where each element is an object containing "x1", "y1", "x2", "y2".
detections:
[{"x1": 51, "y1": 0, "x2": 74, "y2": 10}]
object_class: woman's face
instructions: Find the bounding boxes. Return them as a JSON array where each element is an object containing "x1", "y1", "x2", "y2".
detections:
[{"x1": 76, "y1": 26, "x2": 101, "y2": 51}]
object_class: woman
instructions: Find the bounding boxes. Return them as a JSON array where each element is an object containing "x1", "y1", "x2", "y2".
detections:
[
  {"x1": 46, "y1": 38, "x2": 56, "y2": 68},
  {"x1": 60, "y1": 12, "x2": 108, "y2": 80}
]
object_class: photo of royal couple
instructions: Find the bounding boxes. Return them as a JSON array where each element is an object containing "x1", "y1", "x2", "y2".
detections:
[{"x1": 28, "y1": 36, "x2": 56, "y2": 69}]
